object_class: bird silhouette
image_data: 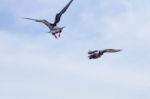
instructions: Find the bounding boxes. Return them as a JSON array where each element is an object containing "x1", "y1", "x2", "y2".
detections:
[
  {"x1": 88, "y1": 49, "x2": 122, "y2": 59},
  {"x1": 24, "y1": 0, "x2": 74, "y2": 39}
]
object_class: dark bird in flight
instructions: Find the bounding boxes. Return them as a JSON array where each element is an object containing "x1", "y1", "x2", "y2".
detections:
[
  {"x1": 88, "y1": 49, "x2": 122, "y2": 59},
  {"x1": 24, "y1": 0, "x2": 74, "y2": 39}
]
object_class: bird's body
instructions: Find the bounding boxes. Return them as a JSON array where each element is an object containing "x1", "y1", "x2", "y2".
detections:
[
  {"x1": 88, "y1": 49, "x2": 122, "y2": 59},
  {"x1": 24, "y1": 0, "x2": 73, "y2": 39},
  {"x1": 49, "y1": 26, "x2": 64, "y2": 34}
]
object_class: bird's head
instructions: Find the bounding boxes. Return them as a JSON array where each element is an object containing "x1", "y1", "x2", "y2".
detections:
[
  {"x1": 61, "y1": 26, "x2": 66, "y2": 30},
  {"x1": 59, "y1": 27, "x2": 65, "y2": 33}
]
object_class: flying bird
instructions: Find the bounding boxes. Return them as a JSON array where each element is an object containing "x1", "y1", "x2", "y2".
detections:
[
  {"x1": 24, "y1": 0, "x2": 74, "y2": 39},
  {"x1": 88, "y1": 49, "x2": 122, "y2": 59}
]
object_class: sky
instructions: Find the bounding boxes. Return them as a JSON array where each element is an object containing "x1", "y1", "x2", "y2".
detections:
[{"x1": 0, "y1": 0, "x2": 150, "y2": 99}]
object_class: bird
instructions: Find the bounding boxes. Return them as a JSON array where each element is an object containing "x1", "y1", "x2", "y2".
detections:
[
  {"x1": 88, "y1": 49, "x2": 122, "y2": 59},
  {"x1": 23, "y1": 0, "x2": 74, "y2": 39}
]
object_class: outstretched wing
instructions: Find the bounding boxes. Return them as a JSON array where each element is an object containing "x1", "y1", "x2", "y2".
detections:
[
  {"x1": 53, "y1": 0, "x2": 74, "y2": 26},
  {"x1": 23, "y1": 18, "x2": 53, "y2": 29},
  {"x1": 88, "y1": 50, "x2": 99, "y2": 54},
  {"x1": 102, "y1": 49, "x2": 122, "y2": 53}
]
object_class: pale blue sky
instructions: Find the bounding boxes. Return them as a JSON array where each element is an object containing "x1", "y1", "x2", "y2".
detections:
[{"x1": 0, "y1": 0, "x2": 150, "y2": 99}]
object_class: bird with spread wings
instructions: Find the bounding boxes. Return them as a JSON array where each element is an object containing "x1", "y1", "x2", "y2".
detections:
[
  {"x1": 88, "y1": 49, "x2": 122, "y2": 59},
  {"x1": 24, "y1": 0, "x2": 74, "y2": 39}
]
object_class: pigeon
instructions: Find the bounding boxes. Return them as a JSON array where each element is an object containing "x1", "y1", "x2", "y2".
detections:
[
  {"x1": 88, "y1": 49, "x2": 122, "y2": 59},
  {"x1": 24, "y1": 0, "x2": 74, "y2": 39}
]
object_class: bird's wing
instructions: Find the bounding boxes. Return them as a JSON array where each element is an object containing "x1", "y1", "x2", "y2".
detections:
[
  {"x1": 88, "y1": 50, "x2": 99, "y2": 54},
  {"x1": 53, "y1": 0, "x2": 73, "y2": 26},
  {"x1": 24, "y1": 18, "x2": 38, "y2": 21},
  {"x1": 102, "y1": 49, "x2": 122, "y2": 53},
  {"x1": 23, "y1": 18, "x2": 53, "y2": 29}
]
